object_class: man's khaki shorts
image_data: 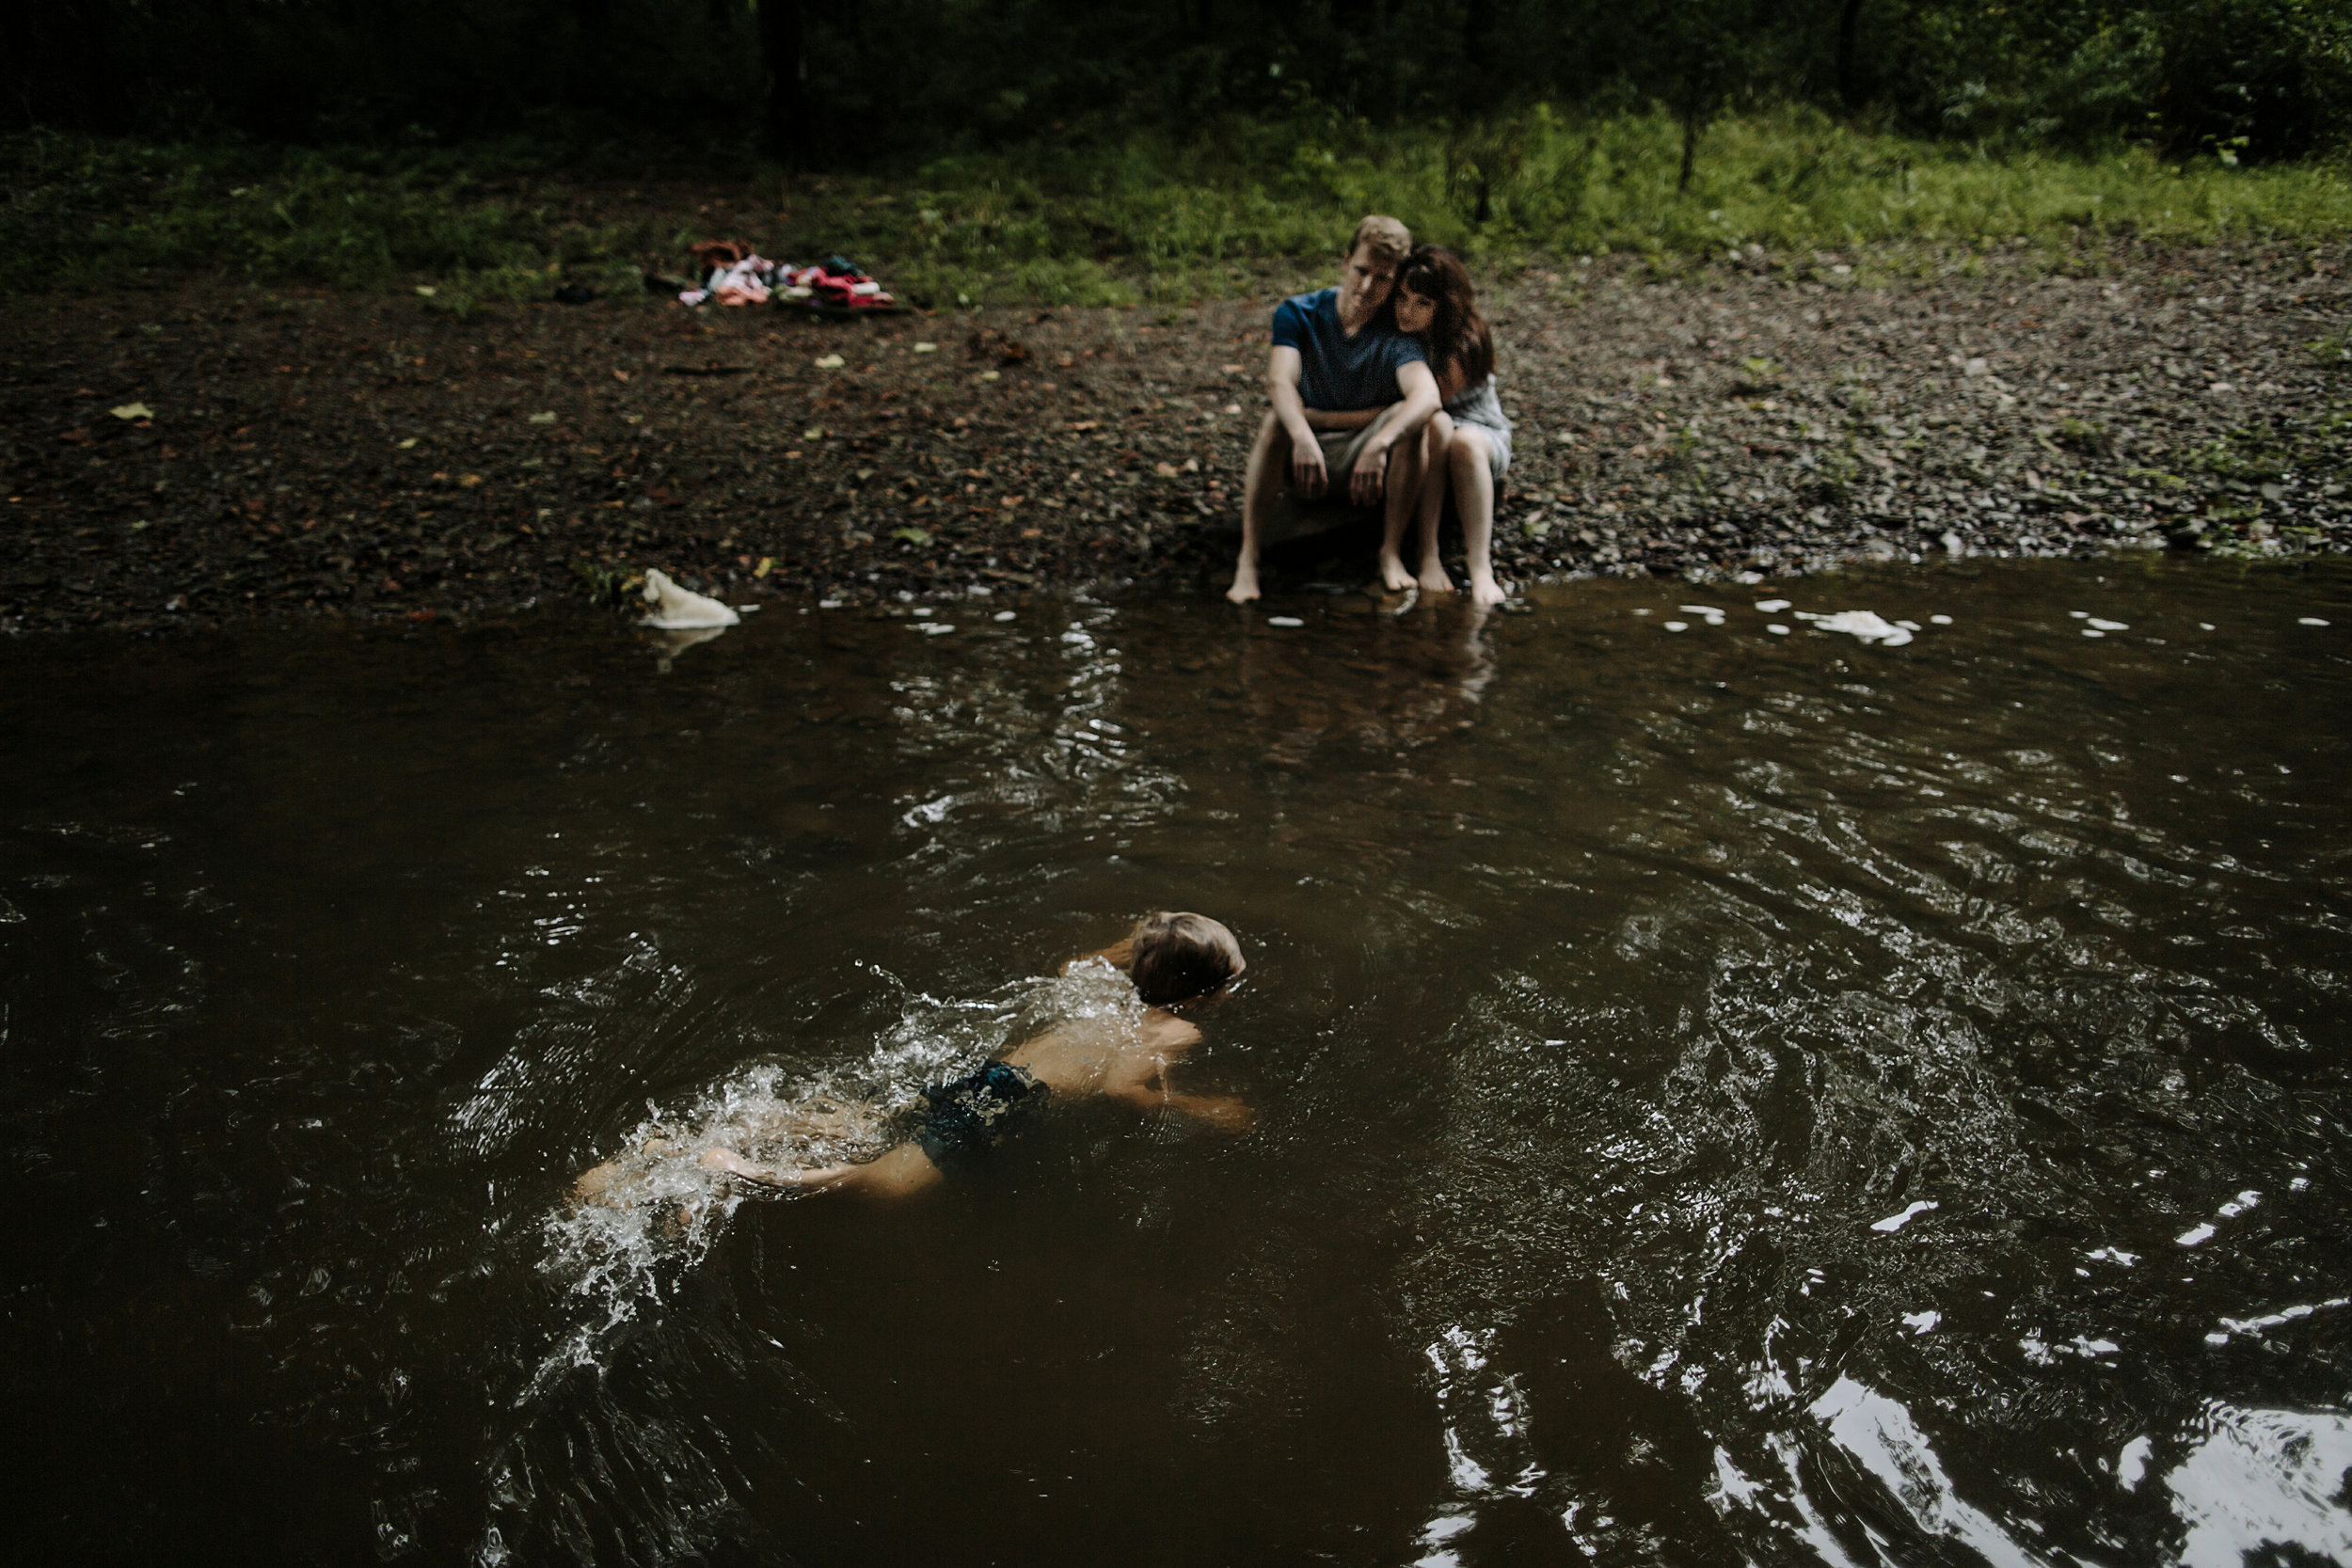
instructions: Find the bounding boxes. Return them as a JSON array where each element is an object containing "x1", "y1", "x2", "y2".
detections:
[{"x1": 1254, "y1": 412, "x2": 1403, "y2": 546}]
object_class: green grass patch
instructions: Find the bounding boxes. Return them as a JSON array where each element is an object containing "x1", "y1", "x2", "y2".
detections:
[{"x1": 9, "y1": 106, "x2": 2352, "y2": 306}]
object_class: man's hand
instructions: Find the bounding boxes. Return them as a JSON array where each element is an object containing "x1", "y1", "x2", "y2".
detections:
[
  {"x1": 1350, "y1": 438, "x2": 1391, "y2": 507},
  {"x1": 1290, "y1": 437, "x2": 1328, "y2": 499}
]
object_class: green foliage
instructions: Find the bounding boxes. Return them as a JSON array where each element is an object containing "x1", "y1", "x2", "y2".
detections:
[
  {"x1": 9, "y1": 0, "x2": 2349, "y2": 169},
  {"x1": 8, "y1": 108, "x2": 2351, "y2": 304},
  {"x1": 777, "y1": 104, "x2": 2352, "y2": 305},
  {"x1": 0, "y1": 132, "x2": 667, "y2": 294}
]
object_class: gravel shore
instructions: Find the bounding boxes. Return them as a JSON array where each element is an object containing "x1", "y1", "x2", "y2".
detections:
[{"x1": 5, "y1": 245, "x2": 2347, "y2": 633}]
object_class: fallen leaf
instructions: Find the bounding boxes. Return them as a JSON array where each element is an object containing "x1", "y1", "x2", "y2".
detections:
[
  {"x1": 1154, "y1": 461, "x2": 1179, "y2": 477},
  {"x1": 56, "y1": 428, "x2": 91, "y2": 446},
  {"x1": 459, "y1": 474, "x2": 484, "y2": 487},
  {"x1": 891, "y1": 527, "x2": 932, "y2": 545},
  {"x1": 1221, "y1": 363, "x2": 1246, "y2": 374},
  {"x1": 110, "y1": 403, "x2": 153, "y2": 420},
  {"x1": 814, "y1": 355, "x2": 846, "y2": 369},
  {"x1": 397, "y1": 437, "x2": 418, "y2": 448},
  {"x1": 754, "y1": 556, "x2": 774, "y2": 578},
  {"x1": 1019, "y1": 527, "x2": 1042, "y2": 539},
  {"x1": 528, "y1": 411, "x2": 557, "y2": 424},
  {"x1": 1069, "y1": 420, "x2": 1101, "y2": 432},
  {"x1": 612, "y1": 369, "x2": 630, "y2": 381},
  {"x1": 803, "y1": 427, "x2": 826, "y2": 439},
  {"x1": 913, "y1": 342, "x2": 938, "y2": 354},
  {"x1": 414, "y1": 286, "x2": 437, "y2": 298}
]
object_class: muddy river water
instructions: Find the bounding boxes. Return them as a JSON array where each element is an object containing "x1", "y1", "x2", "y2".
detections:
[{"x1": 5, "y1": 559, "x2": 2350, "y2": 1566}]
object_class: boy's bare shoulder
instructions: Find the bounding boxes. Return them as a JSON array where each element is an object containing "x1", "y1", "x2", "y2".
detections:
[{"x1": 1136, "y1": 1009, "x2": 1202, "y2": 1051}]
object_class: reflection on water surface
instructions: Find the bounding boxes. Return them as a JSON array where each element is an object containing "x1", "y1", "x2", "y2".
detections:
[{"x1": 2, "y1": 560, "x2": 2348, "y2": 1566}]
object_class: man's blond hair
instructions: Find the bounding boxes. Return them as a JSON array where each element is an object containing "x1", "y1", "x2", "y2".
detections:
[{"x1": 1347, "y1": 214, "x2": 1411, "y2": 266}]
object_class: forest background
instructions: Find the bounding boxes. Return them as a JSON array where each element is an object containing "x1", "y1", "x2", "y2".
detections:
[{"x1": 5, "y1": 0, "x2": 2351, "y2": 307}]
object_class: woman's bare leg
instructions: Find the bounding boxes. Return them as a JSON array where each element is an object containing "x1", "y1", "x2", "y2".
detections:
[
  {"x1": 1450, "y1": 431, "x2": 1506, "y2": 607},
  {"x1": 1414, "y1": 412, "x2": 1456, "y2": 594}
]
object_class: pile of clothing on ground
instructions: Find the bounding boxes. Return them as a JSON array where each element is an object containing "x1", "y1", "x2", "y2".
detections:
[{"x1": 670, "y1": 242, "x2": 900, "y2": 312}]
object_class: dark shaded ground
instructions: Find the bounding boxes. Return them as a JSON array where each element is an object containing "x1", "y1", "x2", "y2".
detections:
[{"x1": 5, "y1": 245, "x2": 2348, "y2": 632}]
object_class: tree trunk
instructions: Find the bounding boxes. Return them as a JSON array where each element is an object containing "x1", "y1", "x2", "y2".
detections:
[
  {"x1": 1837, "y1": 0, "x2": 1864, "y2": 106},
  {"x1": 760, "y1": 0, "x2": 807, "y2": 165},
  {"x1": 1678, "y1": 82, "x2": 1701, "y2": 194}
]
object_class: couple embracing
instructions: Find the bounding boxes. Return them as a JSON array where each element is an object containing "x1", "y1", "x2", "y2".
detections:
[{"x1": 1226, "y1": 214, "x2": 1514, "y2": 608}]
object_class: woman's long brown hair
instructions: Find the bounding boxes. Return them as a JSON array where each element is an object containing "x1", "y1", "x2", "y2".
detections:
[{"x1": 1397, "y1": 244, "x2": 1494, "y2": 388}]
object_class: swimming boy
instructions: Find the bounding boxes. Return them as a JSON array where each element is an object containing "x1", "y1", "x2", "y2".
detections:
[{"x1": 578, "y1": 913, "x2": 1250, "y2": 1204}]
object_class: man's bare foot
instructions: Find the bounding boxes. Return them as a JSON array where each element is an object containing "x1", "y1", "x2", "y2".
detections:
[
  {"x1": 1416, "y1": 559, "x2": 1455, "y2": 594},
  {"x1": 1376, "y1": 549, "x2": 1416, "y2": 592},
  {"x1": 1227, "y1": 560, "x2": 1262, "y2": 603},
  {"x1": 1470, "y1": 574, "x2": 1508, "y2": 608}
]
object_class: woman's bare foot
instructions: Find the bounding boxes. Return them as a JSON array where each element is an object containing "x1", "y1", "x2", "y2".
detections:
[
  {"x1": 1376, "y1": 548, "x2": 1417, "y2": 592},
  {"x1": 1416, "y1": 558, "x2": 1455, "y2": 594},
  {"x1": 1469, "y1": 572, "x2": 1508, "y2": 608},
  {"x1": 1227, "y1": 559, "x2": 1262, "y2": 603}
]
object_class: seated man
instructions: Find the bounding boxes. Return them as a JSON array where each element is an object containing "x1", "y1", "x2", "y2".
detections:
[
  {"x1": 576, "y1": 913, "x2": 1251, "y2": 1205},
  {"x1": 1227, "y1": 215, "x2": 1444, "y2": 602}
]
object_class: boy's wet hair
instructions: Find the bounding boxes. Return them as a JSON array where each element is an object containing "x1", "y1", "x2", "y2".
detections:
[{"x1": 1126, "y1": 912, "x2": 1246, "y2": 1006}]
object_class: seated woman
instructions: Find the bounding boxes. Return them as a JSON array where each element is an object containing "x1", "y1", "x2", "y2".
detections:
[
  {"x1": 574, "y1": 913, "x2": 1250, "y2": 1206},
  {"x1": 1391, "y1": 246, "x2": 1515, "y2": 607}
]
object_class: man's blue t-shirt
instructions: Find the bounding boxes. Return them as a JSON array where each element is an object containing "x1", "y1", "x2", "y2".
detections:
[{"x1": 1270, "y1": 287, "x2": 1426, "y2": 412}]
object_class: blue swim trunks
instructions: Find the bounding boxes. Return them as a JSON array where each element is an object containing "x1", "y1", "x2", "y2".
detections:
[{"x1": 912, "y1": 1061, "x2": 1050, "y2": 1173}]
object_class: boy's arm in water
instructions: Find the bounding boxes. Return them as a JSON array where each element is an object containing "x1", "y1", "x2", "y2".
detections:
[
  {"x1": 702, "y1": 1139, "x2": 945, "y2": 1199},
  {"x1": 571, "y1": 1136, "x2": 680, "y2": 1204},
  {"x1": 1103, "y1": 1013, "x2": 1255, "y2": 1132}
]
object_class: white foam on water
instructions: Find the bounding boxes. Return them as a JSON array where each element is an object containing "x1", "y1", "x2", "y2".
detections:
[
  {"x1": 1664, "y1": 621, "x2": 1689, "y2": 632},
  {"x1": 2117, "y1": 1435, "x2": 2153, "y2": 1490},
  {"x1": 1902, "y1": 1310, "x2": 1942, "y2": 1335},
  {"x1": 1266, "y1": 616, "x2": 1305, "y2": 628},
  {"x1": 2163, "y1": 1402, "x2": 2352, "y2": 1568},
  {"x1": 1808, "y1": 1375, "x2": 2047, "y2": 1568},
  {"x1": 2199, "y1": 621, "x2": 2216, "y2": 629},
  {"x1": 2177, "y1": 1222, "x2": 2217, "y2": 1246},
  {"x1": 1709, "y1": 1447, "x2": 1763, "y2": 1510},
  {"x1": 1794, "y1": 610, "x2": 1914, "y2": 647},
  {"x1": 1768, "y1": 624, "x2": 1790, "y2": 635},
  {"x1": 1930, "y1": 613, "x2": 1953, "y2": 625},
  {"x1": 1872, "y1": 1199, "x2": 1938, "y2": 1232},
  {"x1": 2082, "y1": 628, "x2": 2106, "y2": 639},
  {"x1": 2070, "y1": 610, "x2": 2090, "y2": 619},
  {"x1": 1755, "y1": 599, "x2": 1791, "y2": 611},
  {"x1": 2207, "y1": 1296, "x2": 2352, "y2": 1345},
  {"x1": 2087, "y1": 617, "x2": 2128, "y2": 631},
  {"x1": 993, "y1": 610, "x2": 1016, "y2": 622},
  {"x1": 2300, "y1": 617, "x2": 2331, "y2": 626},
  {"x1": 2086, "y1": 1246, "x2": 2137, "y2": 1267},
  {"x1": 2218, "y1": 1189, "x2": 2262, "y2": 1218}
]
